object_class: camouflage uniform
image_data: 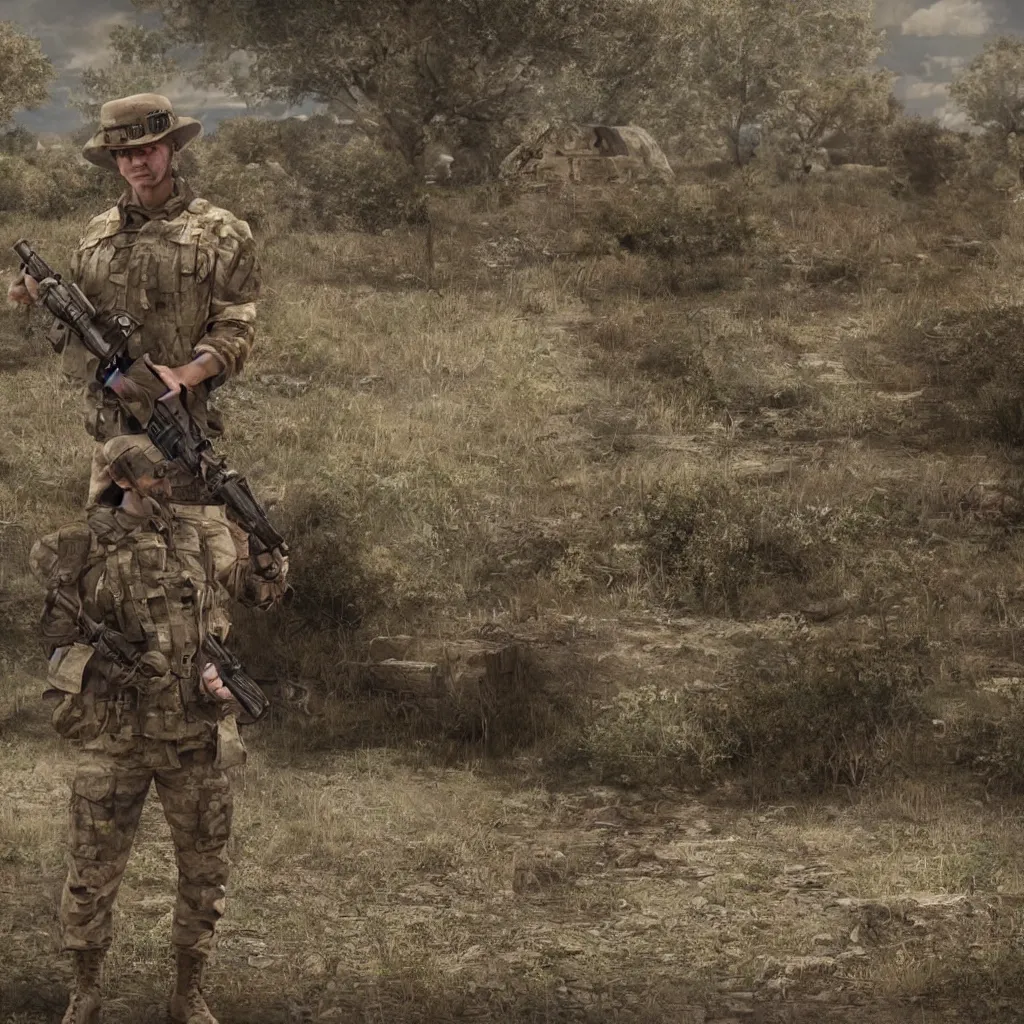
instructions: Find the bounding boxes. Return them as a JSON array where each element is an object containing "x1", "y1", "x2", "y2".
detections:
[
  {"x1": 29, "y1": 486, "x2": 285, "y2": 960},
  {"x1": 52, "y1": 176, "x2": 260, "y2": 506}
]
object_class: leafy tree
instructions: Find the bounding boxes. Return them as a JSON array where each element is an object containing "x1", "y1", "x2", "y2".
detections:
[
  {"x1": 133, "y1": 0, "x2": 650, "y2": 171},
  {"x1": 0, "y1": 22, "x2": 55, "y2": 128},
  {"x1": 70, "y1": 25, "x2": 178, "y2": 122},
  {"x1": 655, "y1": 0, "x2": 885, "y2": 165},
  {"x1": 950, "y1": 35, "x2": 1024, "y2": 137}
]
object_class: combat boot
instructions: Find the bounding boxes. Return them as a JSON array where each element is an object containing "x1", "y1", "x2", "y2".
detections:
[
  {"x1": 62, "y1": 949, "x2": 104, "y2": 1024},
  {"x1": 169, "y1": 950, "x2": 219, "y2": 1024}
]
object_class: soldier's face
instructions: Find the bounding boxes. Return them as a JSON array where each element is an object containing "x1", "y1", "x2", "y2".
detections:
[{"x1": 114, "y1": 141, "x2": 174, "y2": 190}]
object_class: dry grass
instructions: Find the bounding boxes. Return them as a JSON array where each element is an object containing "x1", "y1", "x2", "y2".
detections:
[{"x1": 5, "y1": 168, "x2": 1024, "y2": 1021}]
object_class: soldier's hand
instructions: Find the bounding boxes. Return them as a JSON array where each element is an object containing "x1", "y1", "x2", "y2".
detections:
[
  {"x1": 200, "y1": 663, "x2": 234, "y2": 702},
  {"x1": 7, "y1": 272, "x2": 40, "y2": 306},
  {"x1": 253, "y1": 550, "x2": 288, "y2": 581}
]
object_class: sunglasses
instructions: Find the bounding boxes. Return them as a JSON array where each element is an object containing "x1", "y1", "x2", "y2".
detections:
[{"x1": 102, "y1": 110, "x2": 173, "y2": 148}]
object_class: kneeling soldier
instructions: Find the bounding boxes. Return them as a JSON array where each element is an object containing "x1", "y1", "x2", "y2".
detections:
[{"x1": 30, "y1": 435, "x2": 288, "y2": 1024}]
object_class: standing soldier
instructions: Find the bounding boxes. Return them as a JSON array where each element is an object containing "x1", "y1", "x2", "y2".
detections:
[
  {"x1": 30, "y1": 434, "x2": 288, "y2": 1024},
  {"x1": 7, "y1": 92, "x2": 260, "y2": 508}
]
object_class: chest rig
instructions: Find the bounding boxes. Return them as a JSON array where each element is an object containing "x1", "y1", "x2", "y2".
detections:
[
  {"x1": 65, "y1": 198, "x2": 220, "y2": 446},
  {"x1": 74, "y1": 205, "x2": 216, "y2": 371},
  {"x1": 90, "y1": 509, "x2": 222, "y2": 682}
]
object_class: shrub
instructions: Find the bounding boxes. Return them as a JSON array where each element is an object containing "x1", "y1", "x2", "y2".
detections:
[
  {"x1": 291, "y1": 136, "x2": 427, "y2": 233},
  {"x1": 953, "y1": 684, "x2": 1024, "y2": 791},
  {"x1": 557, "y1": 634, "x2": 929, "y2": 792},
  {"x1": 639, "y1": 479, "x2": 874, "y2": 615},
  {"x1": 0, "y1": 151, "x2": 115, "y2": 218},
  {"x1": 214, "y1": 113, "x2": 355, "y2": 167},
  {"x1": 0, "y1": 125, "x2": 36, "y2": 156},
  {"x1": 886, "y1": 117, "x2": 969, "y2": 196},
  {"x1": 561, "y1": 684, "x2": 726, "y2": 788},
  {"x1": 897, "y1": 304, "x2": 1024, "y2": 445},
  {"x1": 697, "y1": 635, "x2": 930, "y2": 790},
  {"x1": 183, "y1": 139, "x2": 286, "y2": 230},
  {"x1": 595, "y1": 184, "x2": 755, "y2": 262}
]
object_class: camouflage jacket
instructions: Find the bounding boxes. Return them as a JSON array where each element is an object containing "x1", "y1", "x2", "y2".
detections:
[
  {"x1": 56, "y1": 176, "x2": 260, "y2": 443},
  {"x1": 29, "y1": 503, "x2": 284, "y2": 764}
]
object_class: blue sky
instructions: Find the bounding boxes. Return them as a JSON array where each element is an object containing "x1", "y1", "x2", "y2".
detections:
[{"x1": 1, "y1": 0, "x2": 1022, "y2": 136}]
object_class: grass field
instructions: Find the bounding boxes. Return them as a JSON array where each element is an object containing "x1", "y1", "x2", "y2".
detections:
[{"x1": 4, "y1": 168, "x2": 1024, "y2": 1022}]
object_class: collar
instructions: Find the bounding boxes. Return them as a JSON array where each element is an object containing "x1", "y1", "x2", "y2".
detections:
[{"x1": 118, "y1": 175, "x2": 193, "y2": 230}]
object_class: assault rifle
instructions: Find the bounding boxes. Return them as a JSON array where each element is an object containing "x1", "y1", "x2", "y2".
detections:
[
  {"x1": 46, "y1": 589, "x2": 270, "y2": 721},
  {"x1": 13, "y1": 240, "x2": 287, "y2": 569}
]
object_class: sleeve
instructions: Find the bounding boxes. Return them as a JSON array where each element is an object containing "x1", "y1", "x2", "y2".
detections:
[
  {"x1": 202, "y1": 516, "x2": 288, "y2": 612},
  {"x1": 192, "y1": 217, "x2": 261, "y2": 381}
]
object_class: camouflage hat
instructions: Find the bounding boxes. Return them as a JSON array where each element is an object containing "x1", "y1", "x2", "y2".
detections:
[
  {"x1": 101, "y1": 434, "x2": 169, "y2": 488},
  {"x1": 82, "y1": 93, "x2": 203, "y2": 172}
]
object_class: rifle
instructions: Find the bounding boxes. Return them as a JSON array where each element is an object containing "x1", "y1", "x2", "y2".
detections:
[
  {"x1": 46, "y1": 589, "x2": 270, "y2": 720},
  {"x1": 47, "y1": 588, "x2": 140, "y2": 678},
  {"x1": 13, "y1": 240, "x2": 288, "y2": 569},
  {"x1": 201, "y1": 633, "x2": 270, "y2": 721}
]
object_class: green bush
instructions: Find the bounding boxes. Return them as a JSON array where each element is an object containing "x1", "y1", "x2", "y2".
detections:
[
  {"x1": 214, "y1": 114, "x2": 352, "y2": 167},
  {"x1": 291, "y1": 136, "x2": 427, "y2": 233},
  {"x1": 639, "y1": 480, "x2": 874, "y2": 614},
  {"x1": 0, "y1": 151, "x2": 115, "y2": 218},
  {"x1": 182, "y1": 139, "x2": 286, "y2": 230},
  {"x1": 896, "y1": 304, "x2": 1024, "y2": 445},
  {"x1": 562, "y1": 683, "x2": 726, "y2": 788},
  {"x1": 698, "y1": 636, "x2": 929, "y2": 790},
  {"x1": 596, "y1": 184, "x2": 755, "y2": 262},
  {"x1": 0, "y1": 125, "x2": 36, "y2": 156},
  {"x1": 953, "y1": 685, "x2": 1024, "y2": 791},
  {"x1": 886, "y1": 117, "x2": 969, "y2": 196},
  {"x1": 557, "y1": 635, "x2": 929, "y2": 792}
]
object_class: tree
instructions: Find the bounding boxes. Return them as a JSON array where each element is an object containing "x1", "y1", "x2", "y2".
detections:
[
  {"x1": 0, "y1": 22, "x2": 55, "y2": 128},
  {"x1": 70, "y1": 25, "x2": 178, "y2": 123},
  {"x1": 950, "y1": 35, "x2": 1024, "y2": 137},
  {"x1": 655, "y1": 0, "x2": 885, "y2": 165},
  {"x1": 133, "y1": 0, "x2": 652, "y2": 171}
]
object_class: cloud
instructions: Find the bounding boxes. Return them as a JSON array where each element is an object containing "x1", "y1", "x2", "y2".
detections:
[
  {"x1": 163, "y1": 77, "x2": 249, "y2": 115},
  {"x1": 901, "y1": 0, "x2": 993, "y2": 37},
  {"x1": 934, "y1": 103, "x2": 972, "y2": 128},
  {"x1": 876, "y1": 0, "x2": 925, "y2": 28},
  {"x1": 64, "y1": 14, "x2": 135, "y2": 70},
  {"x1": 905, "y1": 80, "x2": 951, "y2": 99},
  {"x1": 922, "y1": 54, "x2": 967, "y2": 75}
]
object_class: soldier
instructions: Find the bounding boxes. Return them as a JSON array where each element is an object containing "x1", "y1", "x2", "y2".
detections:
[
  {"x1": 30, "y1": 434, "x2": 288, "y2": 1024},
  {"x1": 7, "y1": 92, "x2": 260, "y2": 508}
]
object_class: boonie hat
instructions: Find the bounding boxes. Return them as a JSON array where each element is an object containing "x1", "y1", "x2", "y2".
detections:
[{"x1": 82, "y1": 93, "x2": 202, "y2": 172}]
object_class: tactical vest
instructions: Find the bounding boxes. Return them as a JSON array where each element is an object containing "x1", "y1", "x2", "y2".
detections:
[
  {"x1": 59, "y1": 191, "x2": 252, "y2": 444},
  {"x1": 46, "y1": 507, "x2": 234, "y2": 746}
]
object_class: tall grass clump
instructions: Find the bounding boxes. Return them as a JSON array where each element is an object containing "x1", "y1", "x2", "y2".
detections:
[
  {"x1": 560, "y1": 635, "x2": 929, "y2": 793},
  {"x1": 639, "y1": 479, "x2": 876, "y2": 615}
]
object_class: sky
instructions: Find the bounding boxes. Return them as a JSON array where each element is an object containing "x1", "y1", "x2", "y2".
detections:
[{"x1": 1, "y1": 0, "x2": 1022, "y2": 137}]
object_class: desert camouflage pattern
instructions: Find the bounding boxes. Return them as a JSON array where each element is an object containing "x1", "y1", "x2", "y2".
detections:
[
  {"x1": 29, "y1": 501, "x2": 284, "y2": 956},
  {"x1": 54, "y1": 176, "x2": 260, "y2": 447},
  {"x1": 62, "y1": 743, "x2": 232, "y2": 956}
]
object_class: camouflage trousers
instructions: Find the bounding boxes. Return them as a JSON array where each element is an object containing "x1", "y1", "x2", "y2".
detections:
[{"x1": 62, "y1": 740, "x2": 233, "y2": 959}]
